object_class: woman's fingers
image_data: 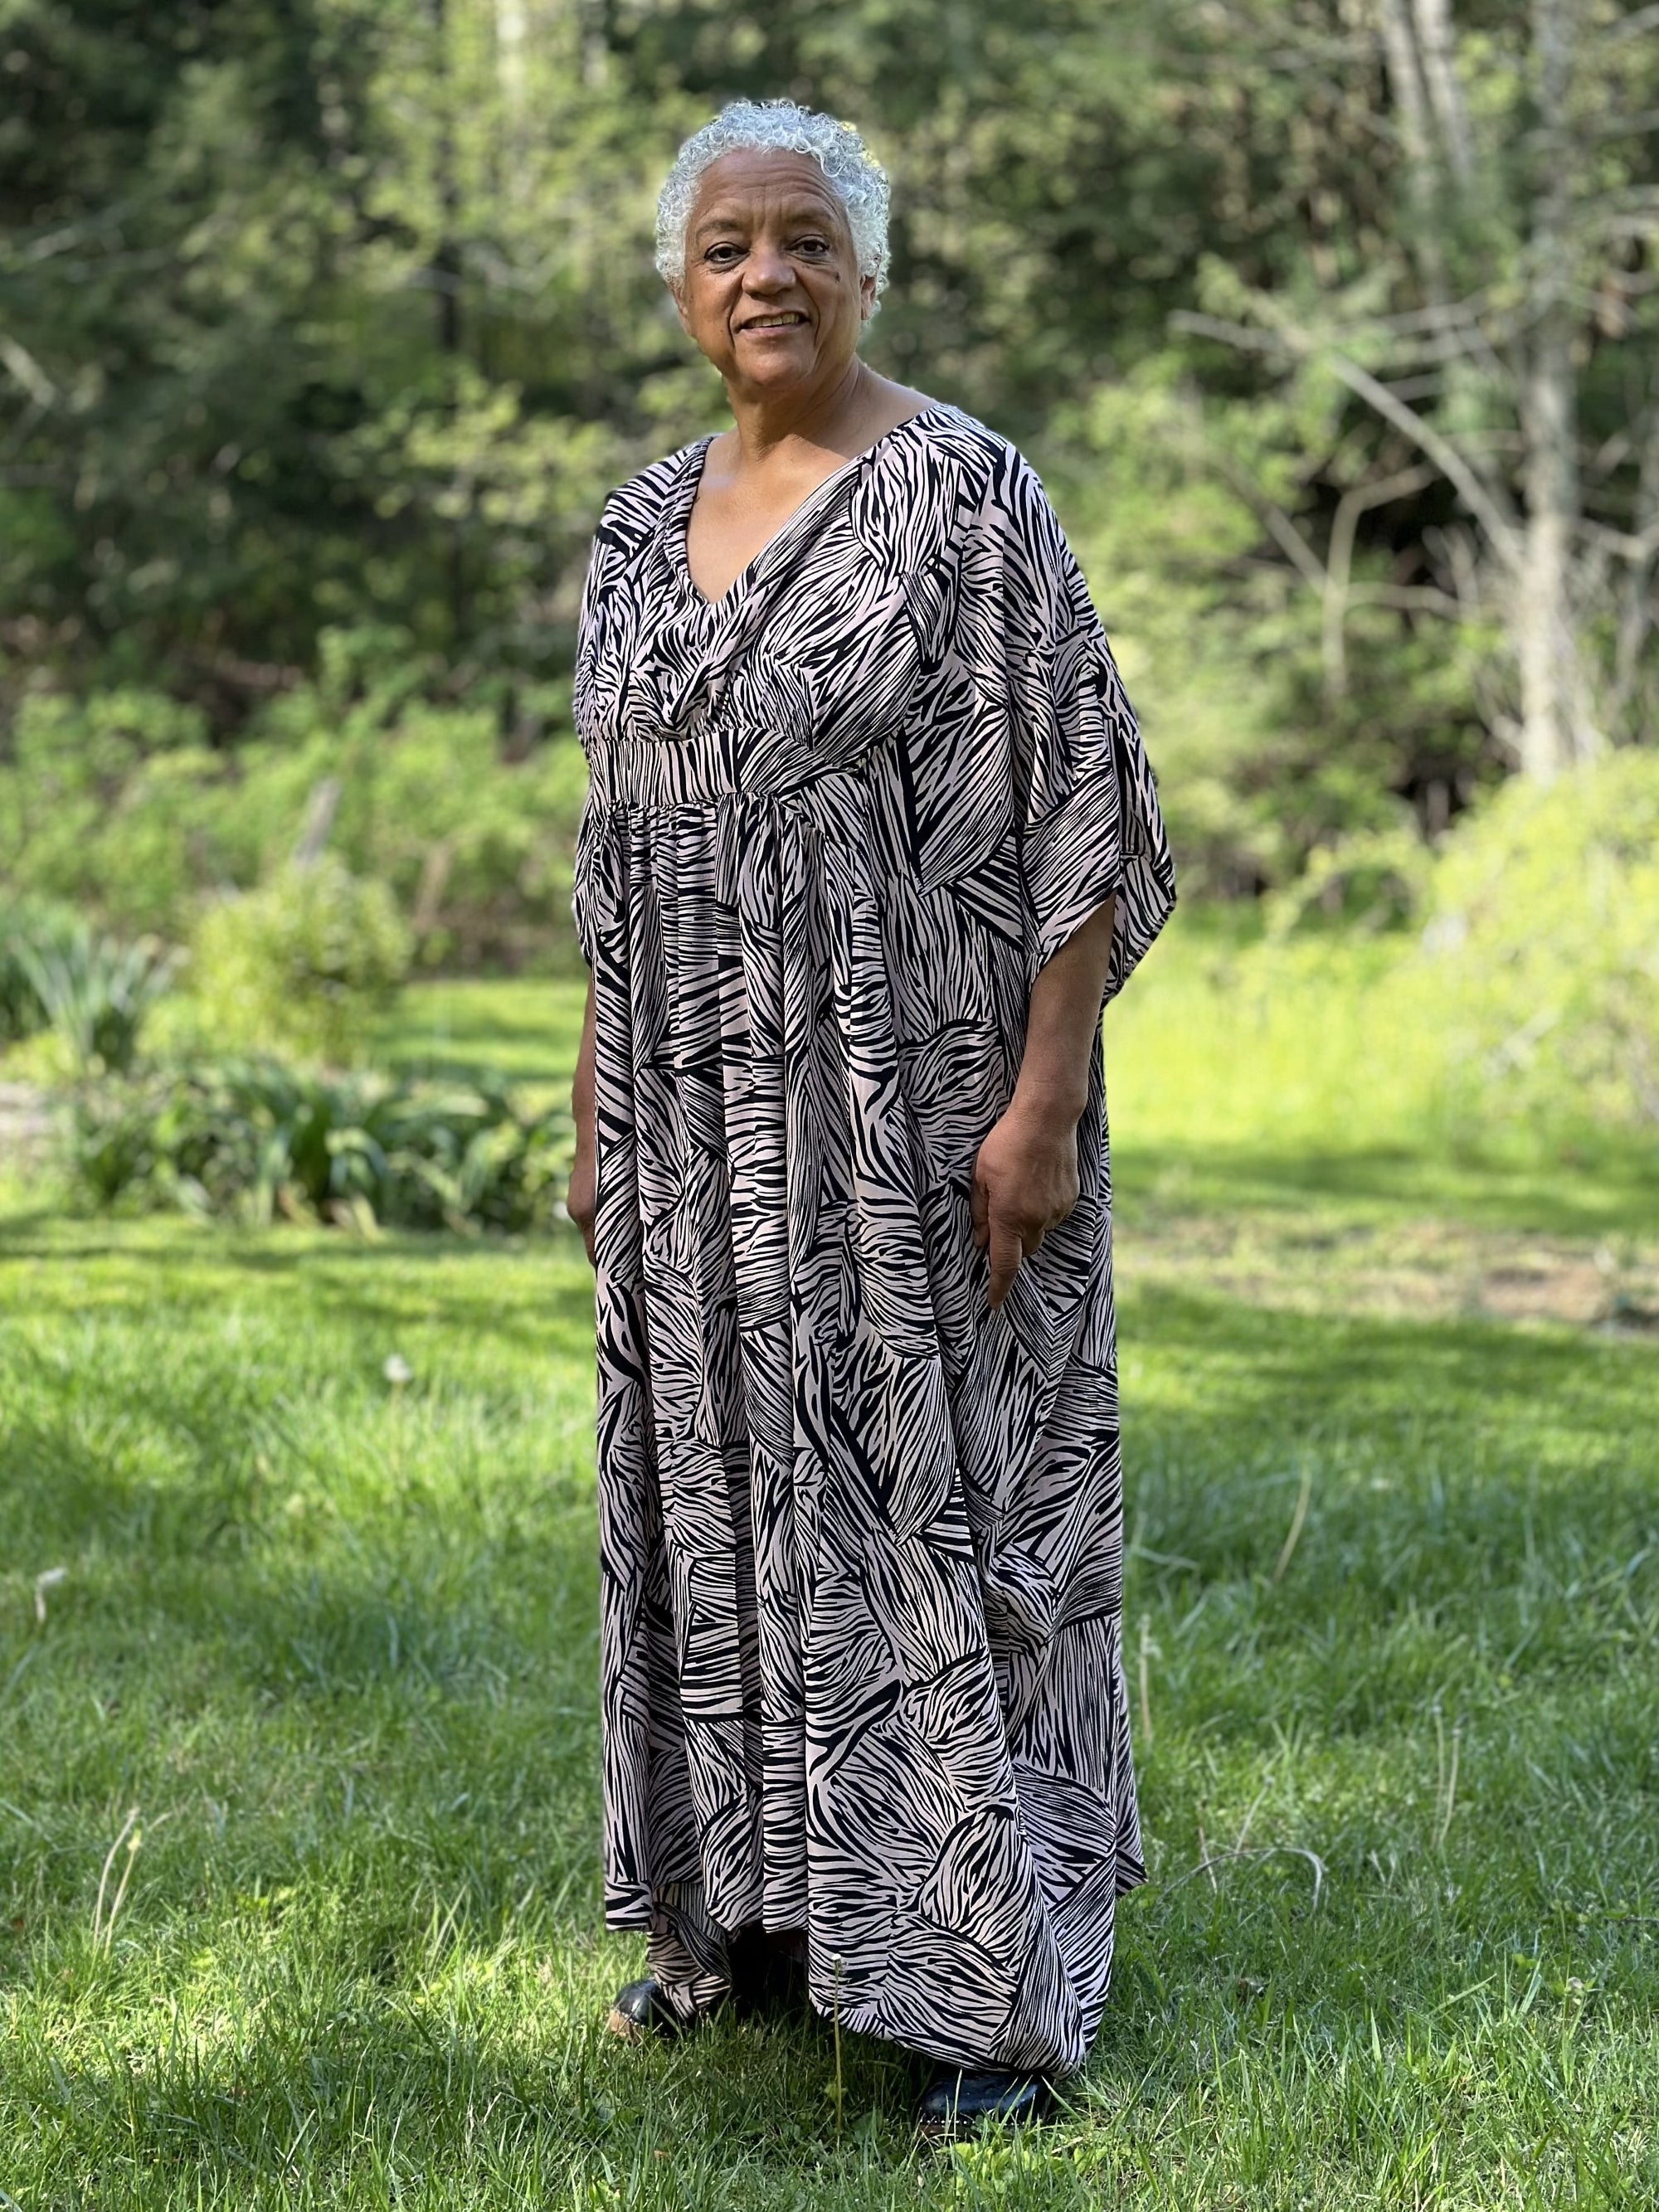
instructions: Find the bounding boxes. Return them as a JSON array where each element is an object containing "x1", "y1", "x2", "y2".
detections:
[
  {"x1": 986, "y1": 1213, "x2": 1024, "y2": 1309},
  {"x1": 973, "y1": 1106, "x2": 1077, "y2": 1303}
]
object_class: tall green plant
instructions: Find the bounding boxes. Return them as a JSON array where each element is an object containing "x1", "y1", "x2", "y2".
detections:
[
  {"x1": 15, "y1": 926, "x2": 178, "y2": 1075},
  {"x1": 0, "y1": 897, "x2": 79, "y2": 1044},
  {"x1": 1419, "y1": 751, "x2": 1659, "y2": 1134}
]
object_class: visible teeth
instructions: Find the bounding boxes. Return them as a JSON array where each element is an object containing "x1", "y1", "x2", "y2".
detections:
[{"x1": 747, "y1": 314, "x2": 803, "y2": 328}]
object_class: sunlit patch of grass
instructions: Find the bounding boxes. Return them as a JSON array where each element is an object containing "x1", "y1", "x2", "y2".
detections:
[
  {"x1": 377, "y1": 915, "x2": 1659, "y2": 1237},
  {"x1": 2, "y1": 933, "x2": 1657, "y2": 2205},
  {"x1": 377, "y1": 976, "x2": 590, "y2": 1109},
  {"x1": 2, "y1": 1203, "x2": 1656, "y2": 2205},
  {"x1": 1100, "y1": 915, "x2": 1659, "y2": 1237}
]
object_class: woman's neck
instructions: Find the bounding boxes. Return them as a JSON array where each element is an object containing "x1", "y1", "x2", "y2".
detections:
[{"x1": 722, "y1": 357, "x2": 878, "y2": 468}]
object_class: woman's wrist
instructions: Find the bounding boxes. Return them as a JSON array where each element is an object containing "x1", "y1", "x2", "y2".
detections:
[{"x1": 1006, "y1": 1073, "x2": 1088, "y2": 1135}]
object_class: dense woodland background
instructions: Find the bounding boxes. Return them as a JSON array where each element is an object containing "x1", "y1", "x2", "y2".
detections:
[
  {"x1": 2, "y1": 0, "x2": 1657, "y2": 961},
  {"x1": 4, "y1": 18, "x2": 1659, "y2": 2200}
]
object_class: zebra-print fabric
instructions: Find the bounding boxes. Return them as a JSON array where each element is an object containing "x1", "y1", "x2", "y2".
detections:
[{"x1": 572, "y1": 403, "x2": 1175, "y2": 2078}]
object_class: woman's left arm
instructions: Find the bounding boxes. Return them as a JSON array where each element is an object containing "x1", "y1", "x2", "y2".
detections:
[{"x1": 971, "y1": 894, "x2": 1116, "y2": 1310}]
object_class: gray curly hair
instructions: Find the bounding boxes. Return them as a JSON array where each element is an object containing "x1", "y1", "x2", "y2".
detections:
[{"x1": 654, "y1": 100, "x2": 891, "y2": 309}]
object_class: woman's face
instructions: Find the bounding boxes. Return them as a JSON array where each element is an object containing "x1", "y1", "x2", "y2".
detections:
[{"x1": 674, "y1": 149, "x2": 875, "y2": 403}]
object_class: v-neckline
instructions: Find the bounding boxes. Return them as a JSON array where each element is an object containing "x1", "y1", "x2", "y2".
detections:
[{"x1": 670, "y1": 405, "x2": 950, "y2": 613}]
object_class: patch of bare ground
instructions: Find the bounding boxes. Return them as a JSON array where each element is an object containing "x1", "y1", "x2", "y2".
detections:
[
  {"x1": 0, "y1": 1081, "x2": 55, "y2": 1170},
  {"x1": 1117, "y1": 1212, "x2": 1659, "y2": 1335}
]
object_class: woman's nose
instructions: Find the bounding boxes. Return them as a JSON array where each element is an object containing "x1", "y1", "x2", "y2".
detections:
[{"x1": 743, "y1": 240, "x2": 793, "y2": 291}]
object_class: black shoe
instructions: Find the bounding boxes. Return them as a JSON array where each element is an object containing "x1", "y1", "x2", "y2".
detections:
[
  {"x1": 917, "y1": 2068, "x2": 1054, "y2": 2136},
  {"x1": 605, "y1": 1976, "x2": 689, "y2": 2042},
  {"x1": 606, "y1": 1935, "x2": 805, "y2": 2043}
]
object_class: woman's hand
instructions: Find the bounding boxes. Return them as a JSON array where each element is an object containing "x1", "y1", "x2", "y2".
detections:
[
  {"x1": 973, "y1": 892, "x2": 1117, "y2": 1310},
  {"x1": 567, "y1": 1144, "x2": 596, "y2": 1266},
  {"x1": 569, "y1": 975, "x2": 598, "y2": 1267},
  {"x1": 971, "y1": 1101, "x2": 1081, "y2": 1309}
]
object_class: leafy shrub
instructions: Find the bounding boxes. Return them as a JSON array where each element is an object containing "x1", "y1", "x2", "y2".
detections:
[
  {"x1": 0, "y1": 657, "x2": 589, "y2": 968},
  {"x1": 191, "y1": 860, "x2": 412, "y2": 1066},
  {"x1": 0, "y1": 896, "x2": 81, "y2": 1044},
  {"x1": 9, "y1": 918, "x2": 178, "y2": 1073},
  {"x1": 232, "y1": 670, "x2": 587, "y2": 971},
  {"x1": 1261, "y1": 823, "x2": 1432, "y2": 940},
  {"x1": 1416, "y1": 751, "x2": 1659, "y2": 1131},
  {"x1": 0, "y1": 691, "x2": 222, "y2": 936},
  {"x1": 71, "y1": 1059, "x2": 573, "y2": 1232}
]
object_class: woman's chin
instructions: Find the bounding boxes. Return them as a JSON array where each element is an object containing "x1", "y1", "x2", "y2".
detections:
[{"x1": 719, "y1": 343, "x2": 850, "y2": 398}]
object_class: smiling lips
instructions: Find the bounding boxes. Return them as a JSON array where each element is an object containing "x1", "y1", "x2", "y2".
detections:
[{"x1": 741, "y1": 311, "x2": 809, "y2": 332}]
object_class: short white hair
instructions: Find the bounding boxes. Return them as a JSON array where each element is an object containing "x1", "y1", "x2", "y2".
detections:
[{"x1": 654, "y1": 100, "x2": 890, "y2": 309}]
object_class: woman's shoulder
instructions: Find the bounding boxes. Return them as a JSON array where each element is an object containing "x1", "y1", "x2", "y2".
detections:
[
  {"x1": 875, "y1": 402, "x2": 1059, "y2": 532},
  {"x1": 594, "y1": 438, "x2": 708, "y2": 554}
]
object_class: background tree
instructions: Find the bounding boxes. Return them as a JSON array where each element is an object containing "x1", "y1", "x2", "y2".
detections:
[
  {"x1": 2, "y1": 0, "x2": 1655, "y2": 936},
  {"x1": 1177, "y1": 0, "x2": 1659, "y2": 783}
]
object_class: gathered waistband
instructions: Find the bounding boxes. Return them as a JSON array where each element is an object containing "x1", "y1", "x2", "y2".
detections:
[{"x1": 581, "y1": 727, "x2": 893, "y2": 811}]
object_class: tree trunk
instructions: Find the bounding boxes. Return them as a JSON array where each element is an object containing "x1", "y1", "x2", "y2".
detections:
[
  {"x1": 1377, "y1": 0, "x2": 1433, "y2": 187},
  {"x1": 1518, "y1": 312, "x2": 1593, "y2": 778},
  {"x1": 427, "y1": 0, "x2": 463, "y2": 362},
  {"x1": 1411, "y1": 0, "x2": 1472, "y2": 182},
  {"x1": 1516, "y1": 0, "x2": 1596, "y2": 779}
]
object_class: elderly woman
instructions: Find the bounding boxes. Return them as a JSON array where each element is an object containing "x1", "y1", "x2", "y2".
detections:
[{"x1": 567, "y1": 99, "x2": 1175, "y2": 2133}]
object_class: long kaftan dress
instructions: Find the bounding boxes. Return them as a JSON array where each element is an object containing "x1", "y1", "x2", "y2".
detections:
[{"x1": 571, "y1": 403, "x2": 1175, "y2": 2079}]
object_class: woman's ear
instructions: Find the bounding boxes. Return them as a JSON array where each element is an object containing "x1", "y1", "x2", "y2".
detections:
[
  {"x1": 668, "y1": 278, "x2": 693, "y2": 338},
  {"x1": 859, "y1": 269, "x2": 878, "y2": 323}
]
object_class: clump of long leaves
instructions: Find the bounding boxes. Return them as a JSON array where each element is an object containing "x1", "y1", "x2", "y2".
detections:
[
  {"x1": 12, "y1": 921, "x2": 179, "y2": 1072},
  {"x1": 0, "y1": 897, "x2": 81, "y2": 1044},
  {"x1": 72, "y1": 1058, "x2": 574, "y2": 1232}
]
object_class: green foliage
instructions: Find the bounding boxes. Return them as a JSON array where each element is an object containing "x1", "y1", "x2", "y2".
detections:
[
  {"x1": 1260, "y1": 824, "x2": 1433, "y2": 941},
  {"x1": 233, "y1": 642, "x2": 590, "y2": 969},
  {"x1": 14, "y1": 923, "x2": 180, "y2": 1077},
  {"x1": 0, "y1": 893, "x2": 80, "y2": 1043},
  {"x1": 0, "y1": 654, "x2": 588, "y2": 969},
  {"x1": 71, "y1": 1057, "x2": 572, "y2": 1232},
  {"x1": 1165, "y1": 756, "x2": 1659, "y2": 1155},
  {"x1": 0, "y1": 691, "x2": 221, "y2": 936},
  {"x1": 6, "y1": 0, "x2": 1655, "y2": 905},
  {"x1": 191, "y1": 860, "x2": 412, "y2": 1067},
  {"x1": 1420, "y1": 750, "x2": 1659, "y2": 1134}
]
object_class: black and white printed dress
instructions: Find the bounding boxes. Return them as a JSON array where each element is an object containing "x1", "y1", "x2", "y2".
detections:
[{"x1": 572, "y1": 402, "x2": 1175, "y2": 2079}]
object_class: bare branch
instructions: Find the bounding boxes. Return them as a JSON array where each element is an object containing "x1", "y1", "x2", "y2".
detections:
[
  {"x1": 1577, "y1": 516, "x2": 1659, "y2": 563},
  {"x1": 1377, "y1": 0, "x2": 1433, "y2": 180},
  {"x1": 1218, "y1": 460, "x2": 1331, "y2": 593},
  {"x1": 1423, "y1": 523, "x2": 1485, "y2": 612},
  {"x1": 0, "y1": 338, "x2": 56, "y2": 410},
  {"x1": 1325, "y1": 462, "x2": 1438, "y2": 693},
  {"x1": 1300, "y1": 353, "x2": 1520, "y2": 557},
  {"x1": 1350, "y1": 582, "x2": 1469, "y2": 615},
  {"x1": 1173, "y1": 309, "x2": 1524, "y2": 566}
]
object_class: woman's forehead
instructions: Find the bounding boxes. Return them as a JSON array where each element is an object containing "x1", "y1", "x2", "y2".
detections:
[{"x1": 690, "y1": 149, "x2": 849, "y2": 229}]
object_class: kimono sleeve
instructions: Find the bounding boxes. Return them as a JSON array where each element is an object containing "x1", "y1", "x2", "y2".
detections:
[
  {"x1": 995, "y1": 455, "x2": 1176, "y2": 1005},
  {"x1": 568, "y1": 503, "x2": 619, "y2": 972}
]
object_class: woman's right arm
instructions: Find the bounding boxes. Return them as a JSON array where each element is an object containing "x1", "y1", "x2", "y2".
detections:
[{"x1": 568, "y1": 972, "x2": 597, "y2": 1265}]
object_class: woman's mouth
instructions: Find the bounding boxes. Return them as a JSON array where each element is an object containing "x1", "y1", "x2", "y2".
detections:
[{"x1": 741, "y1": 312, "x2": 809, "y2": 332}]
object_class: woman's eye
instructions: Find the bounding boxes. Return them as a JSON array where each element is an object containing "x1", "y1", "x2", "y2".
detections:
[
  {"x1": 704, "y1": 243, "x2": 742, "y2": 265},
  {"x1": 794, "y1": 236, "x2": 830, "y2": 256}
]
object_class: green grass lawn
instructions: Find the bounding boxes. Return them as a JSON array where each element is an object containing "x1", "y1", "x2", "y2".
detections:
[{"x1": 3, "y1": 919, "x2": 1657, "y2": 2207}]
